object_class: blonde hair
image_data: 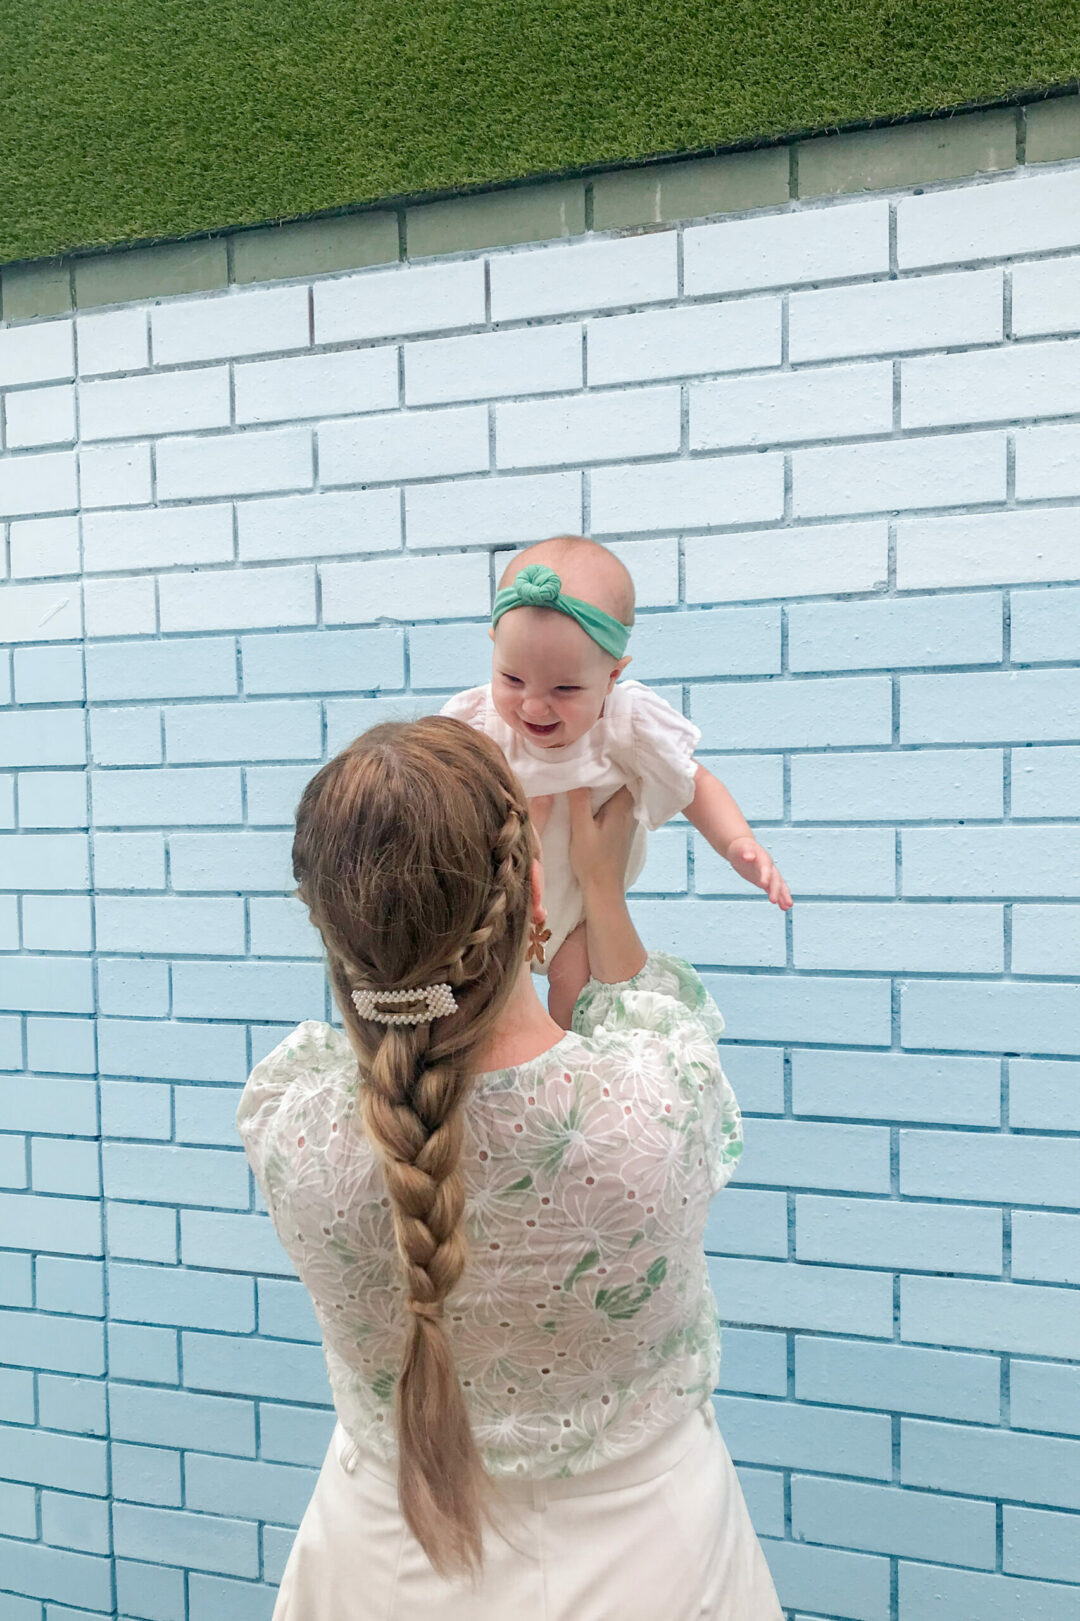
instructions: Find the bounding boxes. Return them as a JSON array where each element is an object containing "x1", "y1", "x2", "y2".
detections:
[{"x1": 292, "y1": 716, "x2": 534, "y2": 1581}]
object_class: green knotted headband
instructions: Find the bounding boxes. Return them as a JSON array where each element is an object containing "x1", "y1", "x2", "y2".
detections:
[{"x1": 491, "y1": 564, "x2": 631, "y2": 659}]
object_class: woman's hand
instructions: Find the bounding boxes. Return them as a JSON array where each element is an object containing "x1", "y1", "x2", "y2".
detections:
[{"x1": 567, "y1": 786, "x2": 638, "y2": 898}]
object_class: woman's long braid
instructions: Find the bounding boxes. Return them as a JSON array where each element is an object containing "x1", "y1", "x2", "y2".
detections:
[{"x1": 316, "y1": 766, "x2": 533, "y2": 1581}]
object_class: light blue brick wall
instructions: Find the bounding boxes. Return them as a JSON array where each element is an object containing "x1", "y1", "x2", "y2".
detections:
[{"x1": 2, "y1": 158, "x2": 1080, "y2": 1621}]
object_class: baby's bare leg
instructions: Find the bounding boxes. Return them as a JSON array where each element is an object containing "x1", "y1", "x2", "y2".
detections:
[{"x1": 546, "y1": 922, "x2": 591, "y2": 1031}]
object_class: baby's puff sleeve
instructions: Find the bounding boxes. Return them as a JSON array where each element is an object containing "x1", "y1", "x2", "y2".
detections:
[
  {"x1": 438, "y1": 686, "x2": 490, "y2": 732},
  {"x1": 626, "y1": 683, "x2": 702, "y2": 830},
  {"x1": 572, "y1": 953, "x2": 743, "y2": 1195}
]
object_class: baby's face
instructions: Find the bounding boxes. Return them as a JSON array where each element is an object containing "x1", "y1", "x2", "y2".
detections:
[{"x1": 491, "y1": 609, "x2": 628, "y2": 748}]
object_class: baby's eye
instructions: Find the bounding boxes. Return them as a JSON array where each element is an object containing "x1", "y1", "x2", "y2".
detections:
[
  {"x1": 555, "y1": 686, "x2": 580, "y2": 694},
  {"x1": 501, "y1": 673, "x2": 523, "y2": 686}
]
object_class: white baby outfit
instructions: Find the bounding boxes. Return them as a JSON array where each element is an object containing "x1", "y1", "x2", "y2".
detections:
[{"x1": 440, "y1": 680, "x2": 701, "y2": 972}]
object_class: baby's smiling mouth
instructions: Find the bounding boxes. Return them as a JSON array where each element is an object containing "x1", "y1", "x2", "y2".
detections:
[{"x1": 522, "y1": 718, "x2": 560, "y2": 737}]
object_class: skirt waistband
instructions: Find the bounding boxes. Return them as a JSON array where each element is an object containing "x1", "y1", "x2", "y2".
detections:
[{"x1": 336, "y1": 1400, "x2": 716, "y2": 1502}]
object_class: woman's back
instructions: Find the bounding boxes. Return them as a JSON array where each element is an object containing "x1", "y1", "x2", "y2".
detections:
[{"x1": 238, "y1": 952, "x2": 743, "y2": 1482}]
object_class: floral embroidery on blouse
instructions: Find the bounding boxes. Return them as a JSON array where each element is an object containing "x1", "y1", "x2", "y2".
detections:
[{"x1": 236, "y1": 952, "x2": 742, "y2": 1479}]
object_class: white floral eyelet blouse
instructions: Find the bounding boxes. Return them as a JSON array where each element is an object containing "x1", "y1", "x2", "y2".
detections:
[{"x1": 235, "y1": 952, "x2": 743, "y2": 1480}]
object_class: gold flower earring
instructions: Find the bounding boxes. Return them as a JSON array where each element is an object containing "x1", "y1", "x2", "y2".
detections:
[{"x1": 526, "y1": 914, "x2": 552, "y2": 966}]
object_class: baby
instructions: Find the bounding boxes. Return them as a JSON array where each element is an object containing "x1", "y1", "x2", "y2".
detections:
[{"x1": 442, "y1": 535, "x2": 792, "y2": 1027}]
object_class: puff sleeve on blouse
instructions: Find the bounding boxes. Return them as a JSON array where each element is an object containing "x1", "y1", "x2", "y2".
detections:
[
  {"x1": 572, "y1": 952, "x2": 743, "y2": 1196},
  {"x1": 624, "y1": 683, "x2": 702, "y2": 831}
]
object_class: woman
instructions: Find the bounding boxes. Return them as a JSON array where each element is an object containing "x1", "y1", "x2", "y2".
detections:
[{"x1": 236, "y1": 716, "x2": 782, "y2": 1620}]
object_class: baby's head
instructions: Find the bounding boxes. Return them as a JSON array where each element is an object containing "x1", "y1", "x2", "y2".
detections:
[{"x1": 491, "y1": 536, "x2": 634, "y2": 748}]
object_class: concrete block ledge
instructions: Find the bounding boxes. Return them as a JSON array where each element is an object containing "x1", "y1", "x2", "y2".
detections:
[{"x1": 2, "y1": 93, "x2": 1078, "y2": 322}]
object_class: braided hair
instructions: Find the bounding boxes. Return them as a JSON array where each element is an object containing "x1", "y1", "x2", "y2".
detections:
[{"x1": 292, "y1": 716, "x2": 534, "y2": 1581}]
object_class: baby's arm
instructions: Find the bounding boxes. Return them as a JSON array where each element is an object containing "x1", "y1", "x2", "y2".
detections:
[
  {"x1": 685, "y1": 764, "x2": 793, "y2": 910},
  {"x1": 546, "y1": 923, "x2": 591, "y2": 1031}
]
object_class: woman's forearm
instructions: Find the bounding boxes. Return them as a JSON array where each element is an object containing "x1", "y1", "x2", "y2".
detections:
[{"x1": 580, "y1": 881, "x2": 648, "y2": 984}]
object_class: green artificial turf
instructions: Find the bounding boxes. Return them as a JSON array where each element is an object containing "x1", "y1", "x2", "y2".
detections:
[{"x1": 2, "y1": 0, "x2": 1079, "y2": 263}]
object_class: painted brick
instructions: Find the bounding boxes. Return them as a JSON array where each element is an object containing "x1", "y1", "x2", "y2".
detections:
[
  {"x1": 0, "y1": 833, "x2": 90, "y2": 891},
  {"x1": 904, "y1": 338, "x2": 1080, "y2": 429},
  {"x1": 633, "y1": 605, "x2": 781, "y2": 681},
  {"x1": 796, "y1": 1194, "x2": 1002, "y2": 1273},
  {"x1": 1011, "y1": 1359, "x2": 1080, "y2": 1437},
  {"x1": 321, "y1": 550, "x2": 489, "y2": 624},
  {"x1": 0, "y1": 957, "x2": 93, "y2": 1014},
  {"x1": 714, "y1": 1328, "x2": 788, "y2": 1396},
  {"x1": 0, "y1": 1136, "x2": 28, "y2": 1187},
  {"x1": 703, "y1": 1188, "x2": 788, "y2": 1257},
  {"x1": 898, "y1": 167, "x2": 1080, "y2": 269},
  {"x1": 586, "y1": 298, "x2": 781, "y2": 386},
  {"x1": 1012, "y1": 904, "x2": 1080, "y2": 975},
  {"x1": 9, "y1": 516, "x2": 81, "y2": 579},
  {"x1": 497, "y1": 384, "x2": 681, "y2": 468},
  {"x1": 2, "y1": 1311, "x2": 103, "y2": 1378},
  {"x1": 793, "y1": 1049, "x2": 1001, "y2": 1126},
  {"x1": 793, "y1": 430, "x2": 1006, "y2": 518},
  {"x1": 407, "y1": 621, "x2": 490, "y2": 689},
  {"x1": 703, "y1": 970, "x2": 892, "y2": 1045},
  {"x1": 795, "y1": 1337, "x2": 1001, "y2": 1422},
  {"x1": 684, "y1": 520, "x2": 889, "y2": 604},
  {"x1": 184, "y1": 1452, "x2": 317, "y2": 1525},
  {"x1": 187, "y1": 1571, "x2": 279, "y2": 1620},
  {"x1": 181, "y1": 1331, "x2": 328, "y2": 1403},
  {"x1": 112, "y1": 1501, "x2": 259, "y2": 1578},
  {"x1": 84, "y1": 574, "x2": 157, "y2": 639},
  {"x1": 715, "y1": 1046, "x2": 784, "y2": 1115},
  {"x1": 97, "y1": 896, "x2": 245, "y2": 955},
  {"x1": 180, "y1": 1210, "x2": 293, "y2": 1275},
  {"x1": 1009, "y1": 1059, "x2": 1080, "y2": 1130},
  {"x1": 97, "y1": 955, "x2": 170, "y2": 1015},
  {"x1": 789, "y1": 267, "x2": 1003, "y2": 361},
  {"x1": 107, "y1": 1321, "x2": 179, "y2": 1385},
  {"x1": 76, "y1": 308, "x2": 149, "y2": 376},
  {"x1": 697, "y1": 754, "x2": 784, "y2": 822},
  {"x1": 91, "y1": 766, "x2": 242, "y2": 825},
  {"x1": 172, "y1": 960, "x2": 324, "y2": 1023},
  {"x1": 0, "y1": 319, "x2": 74, "y2": 386},
  {"x1": 5, "y1": 384, "x2": 76, "y2": 449},
  {"x1": 1004, "y1": 1505, "x2": 1080, "y2": 1584},
  {"x1": 151, "y1": 285, "x2": 310, "y2": 365},
  {"x1": 158, "y1": 564, "x2": 315, "y2": 634},
  {"x1": 489, "y1": 232, "x2": 677, "y2": 320},
  {"x1": 901, "y1": 668, "x2": 1080, "y2": 744},
  {"x1": 244, "y1": 764, "x2": 316, "y2": 826},
  {"x1": 79, "y1": 369, "x2": 230, "y2": 440},
  {"x1": 102, "y1": 1143, "x2": 249, "y2": 1210},
  {"x1": 738, "y1": 1119, "x2": 891, "y2": 1193},
  {"x1": 107, "y1": 1201, "x2": 178, "y2": 1262},
  {"x1": 1011, "y1": 254, "x2": 1080, "y2": 337},
  {"x1": 168, "y1": 830, "x2": 293, "y2": 892},
  {"x1": 31, "y1": 1137, "x2": 101, "y2": 1196},
  {"x1": 22, "y1": 894, "x2": 94, "y2": 953},
  {"x1": 319, "y1": 403, "x2": 489, "y2": 485},
  {"x1": 83, "y1": 504, "x2": 234, "y2": 574},
  {"x1": 259, "y1": 1403, "x2": 336, "y2": 1467},
  {"x1": 899, "y1": 506, "x2": 1080, "y2": 590},
  {"x1": 13, "y1": 645, "x2": 85, "y2": 703},
  {"x1": 902, "y1": 825, "x2": 1080, "y2": 896},
  {"x1": 627, "y1": 897, "x2": 783, "y2": 968},
  {"x1": 155, "y1": 429, "x2": 313, "y2": 501},
  {"x1": 901, "y1": 1127, "x2": 1080, "y2": 1208},
  {"x1": 684, "y1": 200, "x2": 890, "y2": 295},
  {"x1": 100, "y1": 1078, "x2": 172, "y2": 1139},
  {"x1": 0, "y1": 580, "x2": 82, "y2": 644},
  {"x1": 901, "y1": 1414, "x2": 1080, "y2": 1509},
  {"x1": 98, "y1": 1018, "x2": 246, "y2": 1082},
  {"x1": 237, "y1": 486, "x2": 401, "y2": 562},
  {"x1": 247, "y1": 896, "x2": 320, "y2": 958},
  {"x1": 1014, "y1": 421, "x2": 1080, "y2": 500},
  {"x1": 791, "y1": 1475, "x2": 996, "y2": 1568},
  {"x1": 902, "y1": 1276, "x2": 1080, "y2": 1361},
  {"x1": 0, "y1": 1539, "x2": 111, "y2": 1610},
  {"x1": 240, "y1": 626, "x2": 404, "y2": 695},
  {"x1": 405, "y1": 324, "x2": 582, "y2": 405},
  {"x1": 707, "y1": 1257, "x2": 894, "y2": 1336},
  {"x1": 761, "y1": 1536, "x2": 890, "y2": 1621},
  {"x1": 405, "y1": 468, "x2": 582, "y2": 549},
  {"x1": 1012, "y1": 1211, "x2": 1080, "y2": 1284},
  {"x1": 314, "y1": 259, "x2": 485, "y2": 343},
  {"x1": 35, "y1": 1254, "x2": 104, "y2": 1315},
  {"x1": 691, "y1": 361, "x2": 893, "y2": 450},
  {"x1": 41, "y1": 1486, "x2": 111, "y2": 1555},
  {"x1": 1012, "y1": 585, "x2": 1080, "y2": 664},
  {"x1": 78, "y1": 442, "x2": 152, "y2": 508},
  {"x1": 788, "y1": 591, "x2": 1002, "y2": 672},
  {"x1": 164, "y1": 699, "x2": 321, "y2": 764},
  {"x1": 0, "y1": 1073, "x2": 96, "y2": 1134},
  {"x1": 0, "y1": 1190, "x2": 102, "y2": 1255},
  {"x1": 692, "y1": 675, "x2": 892, "y2": 751},
  {"x1": 92, "y1": 832, "x2": 166, "y2": 888},
  {"x1": 793, "y1": 902, "x2": 1003, "y2": 973},
  {"x1": 175, "y1": 1087, "x2": 253, "y2": 1152},
  {"x1": 790, "y1": 748, "x2": 1003, "y2": 822},
  {"x1": 712, "y1": 1393, "x2": 892, "y2": 1479},
  {"x1": 591, "y1": 452, "x2": 784, "y2": 534},
  {"x1": 256, "y1": 1276, "x2": 321, "y2": 1341},
  {"x1": 235, "y1": 346, "x2": 398, "y2": 424},
  {"x1": 109, "y1": 1260, "x2": 253, "y2": 1331}
]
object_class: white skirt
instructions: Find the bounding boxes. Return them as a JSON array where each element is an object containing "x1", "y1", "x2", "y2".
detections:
[{"x1": 272, "y1": 1401, "x2": 783, "y2": 1621}]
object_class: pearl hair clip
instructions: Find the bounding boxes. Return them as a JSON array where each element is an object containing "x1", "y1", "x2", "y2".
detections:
[{"x1": 350, "y1": 983, "x2": 458, "y2": 1025}]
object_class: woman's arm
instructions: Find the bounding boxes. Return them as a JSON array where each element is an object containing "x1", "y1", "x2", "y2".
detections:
[{"x1": 566, "y1": 786, "x2": 648, "y2": 984}]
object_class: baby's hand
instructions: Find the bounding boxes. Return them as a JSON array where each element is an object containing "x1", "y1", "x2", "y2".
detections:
[{"x1": 727, "y1": 837, "x2": 793, "y2": 910}]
